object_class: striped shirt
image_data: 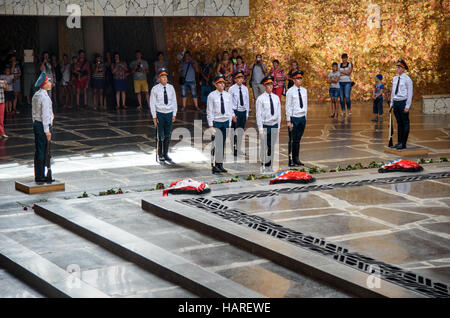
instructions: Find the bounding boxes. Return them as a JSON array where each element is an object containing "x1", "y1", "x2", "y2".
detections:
[{"x1": 0, "y1": 80, "x2": 5, "y2": 103}]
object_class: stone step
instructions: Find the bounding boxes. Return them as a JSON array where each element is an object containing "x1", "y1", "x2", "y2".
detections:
[
  {"x1": 0, "y1": 212, "x2": 197, "y2": 298},
  {"x1": 34, "y1": 203, "x2": 264, "y2": 298},
  {"x1": 141, "y1": 190, "x2": 428, "y2": 298},
  {"x1": 0, "y1": 267, "x2": 45, "y2": 298},
  {"x1": 0, "y1": 233, "x2": 109, "y2": 298}
]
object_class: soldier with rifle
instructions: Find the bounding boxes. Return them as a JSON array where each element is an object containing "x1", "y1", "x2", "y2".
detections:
[
  {"x1": 285, "y1": 70, "x2": 307, "y2": 166},
  {"x1": 32, "y1": 72, "x2": 54, "y2": 183}
]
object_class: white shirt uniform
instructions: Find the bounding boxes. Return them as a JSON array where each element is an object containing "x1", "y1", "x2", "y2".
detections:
[
  {"x1": 228, "y1": 83, "x2": 250, "y2": 117},
  {"x1": 206, "y1": 89, "x2": 233, "y2": 127},
  {"x1": 32, "y1": 89, "x2": 54, "y2": 133},
  {"x1": 255, "y1": 92, "x2": 281, "y2": 130},
  {"x1": 390, "y1": 73, "x2": 413, "y2": 109},
  {"x1": 150, "y1": 83, "x2": 177, "y2": 118},
  {"x1": 286, "y1": 85, "x2": 308, "y2": 121}
]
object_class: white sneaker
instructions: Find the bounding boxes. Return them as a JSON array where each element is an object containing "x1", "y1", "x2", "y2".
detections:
[{"x1": 1, "y1": 134, "x2": 8, "y2": 138}]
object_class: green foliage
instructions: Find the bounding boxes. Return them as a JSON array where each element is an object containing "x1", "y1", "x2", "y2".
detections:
[{"x1": 77, "y1": 191, "x2": 88, "y2": 198}]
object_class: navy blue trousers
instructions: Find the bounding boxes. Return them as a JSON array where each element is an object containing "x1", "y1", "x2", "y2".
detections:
[
  {"x1": 156, "y1": 112, "x2": 173, "y2": 141},
  {"x1": 393, "y1": 100, "x2": 410, "y2": 145},
  {"x1": 290, "y1": 116, "x2": 306, "y2": 143},
  {"x1": 213, "y1": 120, "x2": 229, "y2": 163},
  {"x1": 33, "y1": 121, "x2": 47, "y2": 161},
  {"x1": 261, "y1": 124, "x2": 278, "y2": 163}
]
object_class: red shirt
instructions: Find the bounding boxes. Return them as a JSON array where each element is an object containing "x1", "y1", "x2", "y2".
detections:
[{"x1": 269, "y1": 67, "x2": 286, "y2": 89}]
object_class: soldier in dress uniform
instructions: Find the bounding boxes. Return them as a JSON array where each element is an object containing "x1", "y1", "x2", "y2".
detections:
[
  {"x1": 390, "y1": 59, "x2": 413, "y2": 149},
  {"x1": 285, "y1": 70, "x2": 307, "y2": 166},
  {"x1": 32, "y1": 72, "x2": 54, "y2": 183},
  {"x1": 228, "y1": 70, "x2": 250, "y2": 156},
  {"x1": 207, "y1": 74, "x2": 236, "y2": 174},
  {"x1": 255, "y1": 75, "x2": 281, "y2": 169},
  {"x1": 150, "y1": 68, "x2": 177, "y2": 163}
]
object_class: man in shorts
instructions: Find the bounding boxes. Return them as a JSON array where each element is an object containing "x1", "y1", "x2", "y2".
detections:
[{"x1": 130, "y1": 50, "x2": 149, "y2": 111}]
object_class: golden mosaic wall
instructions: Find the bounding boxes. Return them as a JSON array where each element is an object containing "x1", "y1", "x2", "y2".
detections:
[{"x1": 164, "y1": 0, "x2": 449, "y2": 101}]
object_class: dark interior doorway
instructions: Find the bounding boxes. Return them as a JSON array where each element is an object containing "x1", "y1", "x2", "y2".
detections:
[{"x1": 103, "y1": 17, "x2": 158, "y2": 107}]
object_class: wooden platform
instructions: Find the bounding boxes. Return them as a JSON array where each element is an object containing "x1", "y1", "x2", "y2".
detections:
[
  {"x1": 384, "y1": 145, "x2": 429, "y2": 156},
  {"x1": 15, "y1": 180, "x2": 65, "y2": 194}
]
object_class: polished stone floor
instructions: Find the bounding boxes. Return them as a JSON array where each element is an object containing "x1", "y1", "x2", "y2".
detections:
[
  {"x1": 0, "y1": 100, "x2": 449, "y2": 297},
  {"x1": 224, "y1": 177, "x2": 450, "y2": 285}
]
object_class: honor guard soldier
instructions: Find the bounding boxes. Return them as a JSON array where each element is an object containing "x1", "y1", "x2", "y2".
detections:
[
  {"x1": 228, "y1": 70, "x2": 250, "y2": 156},
  {"x1": 32, "y1": 72, "x2": 54, "y2": 183},
  {"x1": 150, "y1": 68, "x2": 178, "y2": 163},
  {"x1": 390, "y1": 59, "x2": 413, "y2": 149},
  {"x1": 207, "y1": 74, "x2": 236, "y2": 174},
  {"x1": 256, "y1": 75, "x2": 281, "y2": 169},
  {"x1": 286, "y1": 70, "x2": 307, "y2": 166}
]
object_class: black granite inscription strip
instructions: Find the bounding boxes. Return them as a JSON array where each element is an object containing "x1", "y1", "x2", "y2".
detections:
[{"x1": 213, "y1": 172, "x2": 450, "y2": 202}]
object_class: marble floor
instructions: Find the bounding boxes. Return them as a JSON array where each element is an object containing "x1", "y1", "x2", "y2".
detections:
[
  {"x1": 221, "y1": 178, "x2": 450, "y2": 286},
  {"x1": 0, "y1": 100, "x2": 449, "y2": 298}
]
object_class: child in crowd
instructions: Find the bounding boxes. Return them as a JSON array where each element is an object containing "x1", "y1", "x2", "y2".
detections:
[
  {"x1": 327, "y1": 62, "x2": 340, "y2": 118},
  {"x1": 371, "y1": 74, "x2": 384, "y2": 122},
  {"x1": 0, "y1": 67, "x2": 15, "y2": 114},
  {"x1": 61, "y1": 54, "x2": 72, "y2": 107},
  {"x1": 0, "y1": 77, "x2": 8, "y2": 138}
]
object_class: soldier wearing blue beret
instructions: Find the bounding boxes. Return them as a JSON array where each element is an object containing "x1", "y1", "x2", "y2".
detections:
[{"x1": 32, "y1": 72, "x2": 54, "y2": 183}]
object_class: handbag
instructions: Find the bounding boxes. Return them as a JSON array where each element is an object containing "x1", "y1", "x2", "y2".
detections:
[{"x1": 179, "y1": 62, "x2": 191, "y2": 85}]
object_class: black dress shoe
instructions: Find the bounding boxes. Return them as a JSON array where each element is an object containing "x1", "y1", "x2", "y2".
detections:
[
  {"x1": 391, "y1": 143, "x2": 401, "y2": 149},
  {"x1": 264, "y1": 161, "x2": 271, "y2": 167},
  {"x1": 212, "y1": 165, "x2": 222, "y2": 174},
  {"x1": 164, "y1": 154, "x2": 173, "y2": 163},
  {"x1": 288, "y1": 158, "x2": 294, "y2": 167},
  {"x1": 217, "y1": 163, "x2": 228, "y2": 173}
]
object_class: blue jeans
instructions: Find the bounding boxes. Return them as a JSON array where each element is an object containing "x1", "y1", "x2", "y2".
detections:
[
  {"x1": 339, "y1": 82, "x2": 352, "y2": 111},
  {"x1": 329, "y1": 87, "x2": 339, "y2": 99},
  {"x1": 156, "y1": 112, "x2": 173, "y2": 141},
  {"x1": 181, "y1": 80, "x2": 197, "y2": 98}
]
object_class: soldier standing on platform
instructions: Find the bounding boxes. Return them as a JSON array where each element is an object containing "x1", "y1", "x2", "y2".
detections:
[
  {"x1": 256, "y1": 75, "x2": 281, "y2": 169},
  {"x1": 207, "y1": 74, "x2": 236, "y2": 174},
  {"x1": 285, "y1": 70, "x2": 307, "y2": 166},
  {"x1": 32, "y1": 73, "x2": 54, "y2": 183},
  {"x1": 228, "y1": 70, "x2": 250, "y2": 156},
  {"x1": 390, "y1": 59, "x2": 413, "y2": 149},
  {"x1": 150, "y1": 68, "x2": 177, "y2": 163}
]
